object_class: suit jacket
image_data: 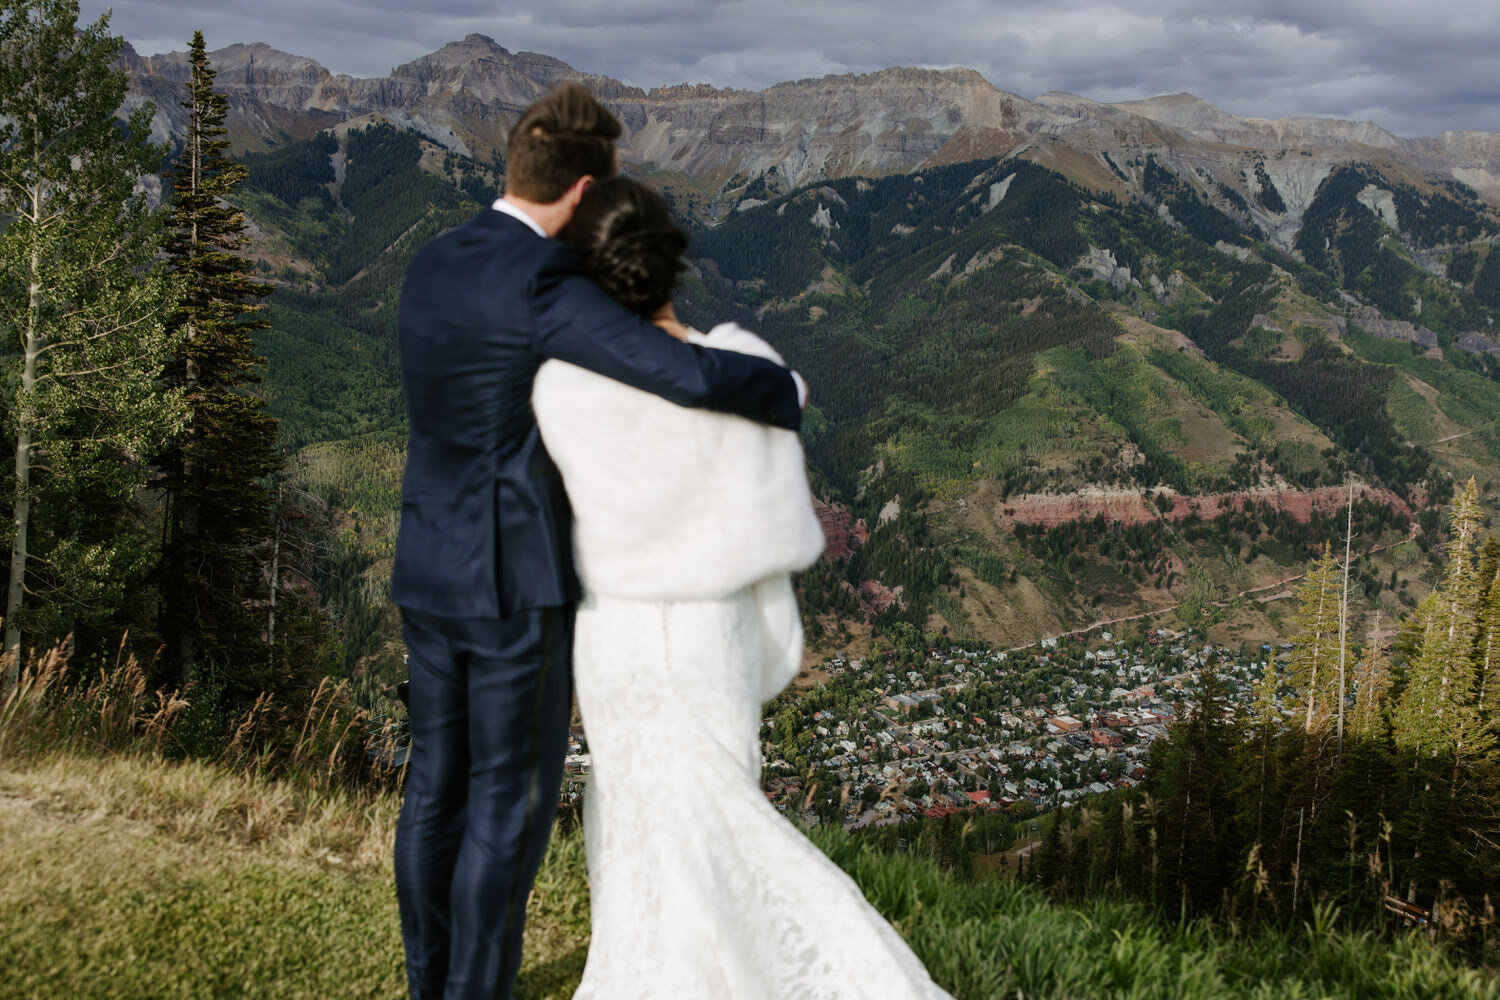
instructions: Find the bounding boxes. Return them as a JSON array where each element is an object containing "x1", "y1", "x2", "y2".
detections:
[{"x1": 390, "y1": 209, "x2": 802, "y2": 620}]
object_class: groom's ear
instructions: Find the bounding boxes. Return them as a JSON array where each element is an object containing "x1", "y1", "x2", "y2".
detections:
[{"x1": 567, "y1": 174, "x2": 595, "y2": 210}]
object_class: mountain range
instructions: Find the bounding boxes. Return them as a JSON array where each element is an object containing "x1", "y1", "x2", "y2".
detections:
[
  {"x1": 121, "y1": 34, "x2": 1500, "y2": 223},
  {"x1": 117, "y1": 34, "x2": 1500, "y2": 664}
]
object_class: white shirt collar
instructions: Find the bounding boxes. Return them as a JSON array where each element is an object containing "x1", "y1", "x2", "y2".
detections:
[{"x1": 491, "y1": 197, "x2": 547, "y2": 238}]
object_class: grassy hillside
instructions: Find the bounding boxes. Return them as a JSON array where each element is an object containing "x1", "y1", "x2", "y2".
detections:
[
  {"x1": 1, "y1": 648, "x2": 1490, "y2": 998},
  {"x1": 1, "y1": 749, "x2": 1492, "y2": 999}
]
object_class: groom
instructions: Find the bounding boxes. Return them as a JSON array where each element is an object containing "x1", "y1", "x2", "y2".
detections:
[{"x1": 390, "y1": 82, "x2": 805, "y2": 999}]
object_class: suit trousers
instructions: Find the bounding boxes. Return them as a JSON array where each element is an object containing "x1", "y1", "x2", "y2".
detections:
[{"x1": 395, "y1": 605, "x2": 574, "y2": 1000}]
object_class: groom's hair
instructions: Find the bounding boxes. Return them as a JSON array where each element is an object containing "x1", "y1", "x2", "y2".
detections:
[{"x1": 505, "y1": 82, "x2": 622, "y2": 203}]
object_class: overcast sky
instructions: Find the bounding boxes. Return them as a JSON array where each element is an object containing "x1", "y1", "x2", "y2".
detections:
[{"x1": 84, "y1": 1, "x2": 1500, "y2": 138}]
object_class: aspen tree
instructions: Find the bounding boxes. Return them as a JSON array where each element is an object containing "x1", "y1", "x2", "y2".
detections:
[{"x1": 0, "y1": 1, "x2": 180, "y2": 676}]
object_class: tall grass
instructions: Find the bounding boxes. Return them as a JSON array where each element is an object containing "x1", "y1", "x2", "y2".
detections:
[
  {"x1": 0, "y1": 640, "x2": 408, "y2": 796},
  {"x1": 814, "y1": 830, "x2": 1498, "y2": 999},
  {"x1": 0, "y1": 640, "x2": 584, "y2": 999},
  {"x1": 0, "y1": 641, "x2": 410, "y2": 882}
]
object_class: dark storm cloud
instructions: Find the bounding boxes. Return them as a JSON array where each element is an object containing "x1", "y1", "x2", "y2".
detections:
[{"x1": 82, "y1": 0, "x2": 1500, "y2": 137}]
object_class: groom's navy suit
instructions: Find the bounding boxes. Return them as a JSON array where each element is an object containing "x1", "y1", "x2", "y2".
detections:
[{"x1": 391, "y1": 206, "x2": 800, "y2": 1000}]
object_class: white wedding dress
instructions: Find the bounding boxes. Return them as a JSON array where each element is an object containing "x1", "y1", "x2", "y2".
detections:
[{"x1": 533, "y1": 323, "x2": 953, "y2": 1000}]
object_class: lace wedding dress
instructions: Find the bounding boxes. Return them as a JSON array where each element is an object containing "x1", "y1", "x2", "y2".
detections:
[{"x1": 533, "y1": 324, "x2": 954, "y2": 1000}]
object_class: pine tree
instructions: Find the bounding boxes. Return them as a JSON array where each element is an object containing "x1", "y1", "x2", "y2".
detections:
[
  {"x1": 1239, "y1": 659, "x2": 1282, "y2": 844},
  {"x1": 1474, "y1": 564, "x2": 1500, "y2": 735},
  {"x1": 1251, "y1": 658, "x2": 1280, "y2": 730},
  {"x1": 0, "y1": 0, "x2": 181, "y2": 676},
  {"x1": 1349, "y1": 618, "x2": 1392, "y2": 740},
  {"x1": 1288, "y1": 543, "x2": 1340, "y2": 730},
  {"x1": 157, "y1": 31, "x2": 280, "y2": 689},
  {"x1": 1393, "y1": 479, "x2": 1489, "y2": 767},
  {"x1": 1147, "y1": 665, "x2": 1240, "y2": 915},
  {"x1": 1335, "y1": 478, "x2": 1356, "y2": 753}
]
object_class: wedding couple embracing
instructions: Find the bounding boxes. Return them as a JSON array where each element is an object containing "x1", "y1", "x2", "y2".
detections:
[{"x1": 390, "y1": 82, "x2": 952, "y2": 1000}]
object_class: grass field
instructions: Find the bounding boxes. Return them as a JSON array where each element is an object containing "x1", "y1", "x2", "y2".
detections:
[
  {"x1": 2, "y1": 749, "x2": 1495, "y2": 1000},
  {"x1": 0, "y1": 754, "x2": 585, "y2": 1000}
]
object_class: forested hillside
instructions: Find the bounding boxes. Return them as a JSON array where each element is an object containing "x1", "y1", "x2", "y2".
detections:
[
  {"x1": 226, "y1": 119, "x2": 492, "y2": 682},
  {"x1": 673, "y1": 153, "x2": 1500, "y2": 656},
  {"x1": 220, "y1": 115, "x2": 1500, "y2": 690}
]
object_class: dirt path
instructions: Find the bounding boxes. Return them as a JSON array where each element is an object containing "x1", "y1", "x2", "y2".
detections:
[
  {"x1": 1009, "y1": 836, "x2": 1044, "y2": 860},
  {"x1": 973, "y1": 836, "x2": 1044, "y2": 878},
  {"x1": 1432, "y1": 420, "x2": 1495, "y2": 444}
]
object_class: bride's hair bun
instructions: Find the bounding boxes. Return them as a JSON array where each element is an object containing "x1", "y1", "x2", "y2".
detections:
[{"x1": 564, "y1": 177, "x2": 689, "y2": 316}]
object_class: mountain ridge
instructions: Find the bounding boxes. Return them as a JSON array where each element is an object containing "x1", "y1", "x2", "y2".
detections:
[{"x1": 118, "y1": 35, "x2": 1500, "y2": 210}]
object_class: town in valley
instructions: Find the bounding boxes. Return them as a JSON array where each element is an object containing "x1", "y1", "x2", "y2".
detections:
[{"x1": 565, "y1": 623, "x2": 1293, "y2": 831}]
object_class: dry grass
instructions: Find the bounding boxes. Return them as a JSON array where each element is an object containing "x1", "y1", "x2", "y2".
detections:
[
  {"x1": 0, "y1": 641, "x2": 589, "y2": 999},
  {"x1": 0, "y1": 641, "x2": 407, "y2": 792},
  {"x1": 0, "y1": 750, "x2": 590, "y2": 1000},
  {"x1": 0, "y1": 752, "x2": 397, "y2": 872}
]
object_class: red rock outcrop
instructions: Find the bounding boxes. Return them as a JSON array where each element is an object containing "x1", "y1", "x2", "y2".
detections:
[
  {"x1": 841, "y1": 579, "x2": 905, "y2": 618},
  {"x1": 813, "y1": 498, "x2": 869, "y2": 561},
  {"x1": 997, "y1": 485, "x2": 1411, "y2": 529}
]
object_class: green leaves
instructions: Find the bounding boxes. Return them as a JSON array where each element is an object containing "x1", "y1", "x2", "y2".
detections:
[{"x1": 0, "y1": 1, "x2": 182, "y2": 661}]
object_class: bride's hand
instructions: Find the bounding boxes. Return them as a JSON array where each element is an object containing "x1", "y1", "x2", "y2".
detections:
[{"x1": 651, "y1": 302, "x2": 690, "y2": 341}]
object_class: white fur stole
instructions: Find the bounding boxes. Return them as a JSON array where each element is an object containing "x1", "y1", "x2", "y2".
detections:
[{"x1": 532, "y1": 322, "x2": 825, "y2": 698}]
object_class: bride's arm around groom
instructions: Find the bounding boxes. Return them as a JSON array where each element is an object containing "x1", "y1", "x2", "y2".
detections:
[{"x1": 533, "y1": 316, "x2": 827, "y2": 698}]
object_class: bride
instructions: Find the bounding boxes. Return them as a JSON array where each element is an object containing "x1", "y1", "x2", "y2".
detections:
[{"x1": 531, "y1": 176, "x2": 953, "y2": 1000}]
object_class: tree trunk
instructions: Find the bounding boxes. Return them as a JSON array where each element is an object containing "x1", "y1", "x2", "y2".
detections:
[
  {"x1": 1306, "y1": 617, "x2": 1323, "y2": 729},
  {"x1": 171, "y1": 108, "x2": 202, "y2": 687},
  {"x1": 4, "y1": 222, "x2": 43, "y2": 682},
  {"x1": 1337, "y1": 478, "x2": 1354, "y2": 757},
  {"x1": 1292, "y1": 805, "x2": 1305, "y2": 916},
  {"x1": 266, "y1": 478, "x2": 281, "y2": 670}
]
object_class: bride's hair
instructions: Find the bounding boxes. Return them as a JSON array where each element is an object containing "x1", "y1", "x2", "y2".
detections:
[{"x1": 564, "y1": 177, "x2": 688, "y2": 316}]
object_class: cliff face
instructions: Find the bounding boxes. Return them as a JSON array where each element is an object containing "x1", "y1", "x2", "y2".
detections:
[
  {"x1": 813, "y1": 500, "x2": 869, "y2": 561},
  {"x1": 613, "y1": 66, "x2": 1033, "y2": 189},
  {"x1": 120, "y1": 35, "x2": 1500, "y2": 212}
]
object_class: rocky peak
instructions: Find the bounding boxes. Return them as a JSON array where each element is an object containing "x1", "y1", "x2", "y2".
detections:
[
  {"x1": 646, "y1": 81, "x2": 753, "y2": 101},
  {"x1": 1031, "y1": 91, "x2": 1131, "y2": 128},
  {"x1": 1034, "y1": 91, "x2": 1106, "y2": 111},
  {"x1": 212, "y1": 43, "x2": 332, "y2": 85},
  {"x1": 765, "y1": 65, "x2": 997, "y2": 95},
  {"x1": 115, "y1": 39, "x2": 149, "y2": 75},
  {"x1": 384, "y1": 37, "x2": 582, "y2": 105},
  {"x1": 1260, "y1": 116, "x2": 1400, "y2": 150},
  {"x1": 460, "y1": 33, "x2": 510, "y2": 56},
  {"x1": 1113, "y1": 92, "x2": 1247, "y2": 135},
  {"x1": 396, "y1": 33, "x2": 512, "y2": 71}
]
